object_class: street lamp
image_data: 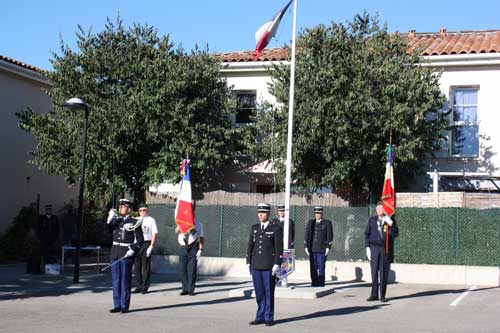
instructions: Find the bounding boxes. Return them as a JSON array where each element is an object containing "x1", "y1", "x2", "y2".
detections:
[{"x1": 64, "y1": 97, "x2": 89, "y2": 284}]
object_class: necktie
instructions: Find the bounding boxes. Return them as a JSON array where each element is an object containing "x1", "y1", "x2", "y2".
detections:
[{"x1": 377, "y1": 220, "x2": 383, "y2": 239}]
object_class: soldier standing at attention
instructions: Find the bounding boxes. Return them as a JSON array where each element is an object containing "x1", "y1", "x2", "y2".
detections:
[
  {"x1": 304, "y1": 206, "x2": 333, "y2": 287},
  {"x1": 365, "y1": 201, "x2": 399, "y2": 302},
  {"x1": 107, "y1": 199, "x2": 143, "y2": 313},
  {"x1": 271, "y1": 204, "x2": 295, "y2": 249},
  {"x1": 247, "y1": 203, "x2": 283, "y2": 327}
]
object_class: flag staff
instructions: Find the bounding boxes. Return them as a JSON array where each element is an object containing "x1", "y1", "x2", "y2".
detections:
[{"x1": 283, "y1": 0, "x2": 297, "y2": 251}]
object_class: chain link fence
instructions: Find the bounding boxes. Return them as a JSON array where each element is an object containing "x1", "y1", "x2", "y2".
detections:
[{"x1": 148, "y1": 204, "x2": 500, "y2": 267}]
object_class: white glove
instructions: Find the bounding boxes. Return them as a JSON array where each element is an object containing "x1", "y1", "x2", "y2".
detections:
[
  {"x1": 366, "y1": 247, "x2": 371, "y2": 261},
  {"x1": 196, "y1": 249, "x2": 202, "y2": 260},
  {"x1": 325, "y1": 248, "x2": 330, "y2": 256},
  {"x1": 305, "y1": 248, "x2": 310, "y2": 256},
  {"x1": 383, "y1": 216, "x2": 393, "y2": 226},
  {"x1": 125, "y1": 248, "x2": 135, "y2": 258},
  {"x1": 271, "y1": 264, "x2": 279, "y2": 276},
  {"x1": 146, "y1": 245, "x2": 153, "y2": 257},
  {"x1": 107, "y1": 209, "x2": 117, "y2": 224},
  {"x1": 247, "y1": 263, "x2": 251, "y2": 275}
]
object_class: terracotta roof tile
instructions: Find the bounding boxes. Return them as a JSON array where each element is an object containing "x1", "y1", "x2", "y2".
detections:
[
  {"x1": 0, "y1": 54, "x2": 43, "y2": 73},
  {"x1": 219, "y1": 29, "x2": 500, "y2": 62}
]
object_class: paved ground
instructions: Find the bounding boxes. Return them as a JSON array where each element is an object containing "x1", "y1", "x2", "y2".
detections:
[{"x1": 1, "y1": 264, "x2": 499, "y2": 333}]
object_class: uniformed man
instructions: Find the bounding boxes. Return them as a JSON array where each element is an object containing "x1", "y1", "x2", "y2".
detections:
[
  {"x1": 175, "y1": 204, "x2": 205, "y2": 296},
  {"x1": 246, "y1": 203, "x2": 283, "y2": 327},
  {"x1": 304, "y1": 206, "x2": 333, "y2": 287},
  {"x1": 365, "y1": 201, "x2": 399, "y2": 302},
  {"x1": 38, "y1": 204, "x2": 60, "y2": 267},
  {"x1": 107, "y1": 199, "x2": 144, "y2": 313},
  {"x1": 271, "y1": 204, "x2": 295, "y2": 249},
  {"x1": 133, "y1": 204, "x2": 158, "y2": 294}
]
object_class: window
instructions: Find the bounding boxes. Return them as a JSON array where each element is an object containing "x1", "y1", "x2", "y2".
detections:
[
  {"x1": 450, "y1": 88, "x2": 479, "y2": 157},
  {"x1": 235, "y1": 92, "x2": 256, "y2": 125}
]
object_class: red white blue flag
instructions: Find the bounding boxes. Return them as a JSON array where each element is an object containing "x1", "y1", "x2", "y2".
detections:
[
  {"x1": 253, "y1": 0, "x2": 293, "y2": 60},
  {"x1": 381, "y1": 145, "x2": 395, "y2": 217},
  {"x1": 175, "y1": 159, "x2": 195, "y2": 234}
]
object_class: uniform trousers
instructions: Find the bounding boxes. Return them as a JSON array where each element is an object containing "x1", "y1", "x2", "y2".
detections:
[
  {"x1": 369, "y1": 245, "x2": 390, "y2": 299},
  {"x1": 134, "y1": 241, "x2": 152, "y2": 291},
  {"x1": 251, "y1": 269, "x2": 276, "y2": 322},
  {"x1": 309, "y1": 252, "x2": 326, "y2": 286},
  {"x1": 179, "y1": 244, "x2": 199, "y2": 294},
  {"x1": 111, "y1": 257, "x2": 134, "y2": 310}
]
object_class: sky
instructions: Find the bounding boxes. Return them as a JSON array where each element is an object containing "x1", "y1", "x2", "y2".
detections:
[{"x1": 1, "y1": 0, "x2": 500, "y2": 70}]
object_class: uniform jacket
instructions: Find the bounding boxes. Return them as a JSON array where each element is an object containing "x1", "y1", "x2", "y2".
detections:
[
  {"x1": 304, "y1": 219, "x2": 333, "y2": 252},
  {"x1": 364, "y1": 215, "x2": 399, "y2": 262},
  {"x1": 271, "y1": 217, "x2": 295, "y2": 249},
  {"x1": 38, "y1": 215, "x2": 59, "y2": 244},
  {"x1": 109, "y1": 215, "x2": 144, "y2": 260},
  {"x1": 246, "y1": 222, "x2": 283, "y2": 270}
]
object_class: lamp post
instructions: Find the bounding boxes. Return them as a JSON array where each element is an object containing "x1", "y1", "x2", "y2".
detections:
[{"x1": 64, "y1": 97, "x2": 89, "y2": 284}]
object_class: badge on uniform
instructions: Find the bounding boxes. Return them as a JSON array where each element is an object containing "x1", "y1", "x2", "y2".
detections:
[{"x1": 265, "y1": 232, "x2": 274, "y2": 235}]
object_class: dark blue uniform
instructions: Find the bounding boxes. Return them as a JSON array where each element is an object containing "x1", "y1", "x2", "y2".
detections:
[
  {"x1": 271, "y1": 217, "x2": 295, "y2": 249},
  {"x1": 246, "y1": 221, "x2": 283, "y2": 324},
  {"x1": 304, "y1": 218, "x2": 333, "y2": 286},
  {"x1": 364, "y1": 216, "x2": 399, "y2": 300},
  {"x1": 109, "y1": 215, "x2": 143, "y2": 312}
]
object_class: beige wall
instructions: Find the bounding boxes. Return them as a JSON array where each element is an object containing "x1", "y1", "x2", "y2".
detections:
[{"x1": 0, "y1": 63, "x2": 77, "y2": 232}]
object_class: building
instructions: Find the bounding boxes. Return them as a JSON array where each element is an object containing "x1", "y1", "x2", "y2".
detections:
[
  {"x1": 0, "y1": 55, "x2": 77, "y2": 232},
  {"x1": 218, "y1": 29, "x2": 500, "y2": 193}
]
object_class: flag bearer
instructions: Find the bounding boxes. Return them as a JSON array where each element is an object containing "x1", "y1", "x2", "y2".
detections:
[
  {"x1": 107, "y1": 199, "x2": 143, "y2": 313},
  {"x1": 365, "y1": 201, "x2": 399, "y2": 302},
  {"x1": 304, "y1": 206, "x2": 333, "y2": 287},
  {"x1": 247, "y1": 203, "x2": 283, "y2": 327}
]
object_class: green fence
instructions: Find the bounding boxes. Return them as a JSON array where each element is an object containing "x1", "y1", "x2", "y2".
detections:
[{"x1": 148, "y1": 204, "x2": 500, "y2": 267}]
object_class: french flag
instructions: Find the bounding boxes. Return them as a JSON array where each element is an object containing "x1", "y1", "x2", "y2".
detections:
[
  {"x1": 253, "y1": 0, "x2": 293, "y2": 61},
  {"x1": 175, "y1": 159, "x2": 195, "y2": 234},
  {"x1": 381, "y1": 145, "x2": 395, "y2": 217}
]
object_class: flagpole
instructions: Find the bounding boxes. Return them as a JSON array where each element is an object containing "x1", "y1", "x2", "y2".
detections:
[{"x1": 283, "y1": 0, "x2": 297, "y2": 251}]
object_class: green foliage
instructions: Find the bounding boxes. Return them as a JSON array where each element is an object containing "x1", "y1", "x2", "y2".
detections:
[
  {"x1": 251, "y1": 13, "x2": 448, "y2": 200},
  {"x1": 0, "y1": 205, "x2": 39, "y2": 263},
  {"x1": 17, "y1": 17, "x2": 239, "y2": 202}
]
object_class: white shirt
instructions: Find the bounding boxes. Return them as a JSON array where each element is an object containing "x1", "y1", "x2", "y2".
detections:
[
  {"x1": 260, "y1": 221, "x2": 270, "y2": 230},
  {"x1": 141, "y1": 216, "x2": 158, "y2": 241},
  {"x1": 177, "y1": 218, "x2": 204, "y2": 246}
]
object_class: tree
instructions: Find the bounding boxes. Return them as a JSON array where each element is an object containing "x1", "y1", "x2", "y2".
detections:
[
  {"x1": 17, "y1": 17, "x2": 239, "y2": 204},
  {"x1": 251, "y1": 13, "x2": 448, "y2": 202}
]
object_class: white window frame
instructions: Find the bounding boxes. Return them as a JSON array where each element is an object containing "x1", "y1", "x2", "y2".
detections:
[{"x1": 449, "y1": 86, "x2": 479, "y2": 158}]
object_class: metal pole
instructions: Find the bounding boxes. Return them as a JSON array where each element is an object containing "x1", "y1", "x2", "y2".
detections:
[
  {"x1": 284, "y1": 0, "x2": 297, "y2": 251},
  {"x1": 74, "y1": 107, "x2": 89, "y2": 284}
]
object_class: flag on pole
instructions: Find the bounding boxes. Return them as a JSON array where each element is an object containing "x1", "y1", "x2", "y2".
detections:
[
  {"x1": 253, "y1": 0, "x2": 293, "y2": 61},
  {"x1": 175, "y1": 159, "x2": 195, "y2": 234},
  {"x1": 381, "y1": 144, "x2": 395, "y2": 217}
]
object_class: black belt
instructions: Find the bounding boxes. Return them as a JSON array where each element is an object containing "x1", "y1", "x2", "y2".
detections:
[{"x1": 180, "y1": 241, "x2": 199, "y2": 249}]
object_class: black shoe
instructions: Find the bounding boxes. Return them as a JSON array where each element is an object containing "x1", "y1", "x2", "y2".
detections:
[
  {"x1": 141, "y1": 289, "x2": 148, "y2": 294},
  {"x1": 180, "y1": 291, "x2": 189, "y2": 295},
  {"x1": 132, "y1": 288, "x2": 142, "y2": 294},
  {"x1": 265, "y1": 321, "x2": 274, "y2": 327},
  {"x1": 367, "y1": 296, "x2": 379, "y2": 301},
  {"x1": 109, "y1": 308, "x2": 121, "y2": 313},
  {"x1": 188, "y1": 292, "x2": 195, "y2": 296},
  {"x1": 249, "y1": 320, "x2": 265, "y2": 325},
  {"x1": 380, "y1": 298, "x2": 388, "y2": 303},
  {"x1": 120, "y1": 308, "x2": 129, "y2": 313}
]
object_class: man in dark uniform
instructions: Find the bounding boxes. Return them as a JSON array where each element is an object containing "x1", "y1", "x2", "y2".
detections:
[
  {"x1": 38, "y1": 204, "x2": 60, "y2": 267},
  {"x1": 304, "y1": 206, "x2": 333, "y2": 287},
  {"x1": 271, "y1": 204, "x2": 294, "y2": 249},
  {"x1": 107, "y1": 199, "x2": 144, "y2": 313},
  {"x1": 365, "y1": 201, "x2": 399, "y2": 302},
  {"x1": 247, "y1": 203, "x2": 283, "y2": 327}
]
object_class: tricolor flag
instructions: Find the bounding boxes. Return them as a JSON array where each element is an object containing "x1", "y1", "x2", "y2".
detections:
[
  {"x1": 253, "y1": 0, "x2": 293, "y2": 61},
  {"x1": 381, "y1": 145, "x2": 395, "y2": 217},
  {"x1": 175, "y1": 159, "x2": 195, "y2": 234}
]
